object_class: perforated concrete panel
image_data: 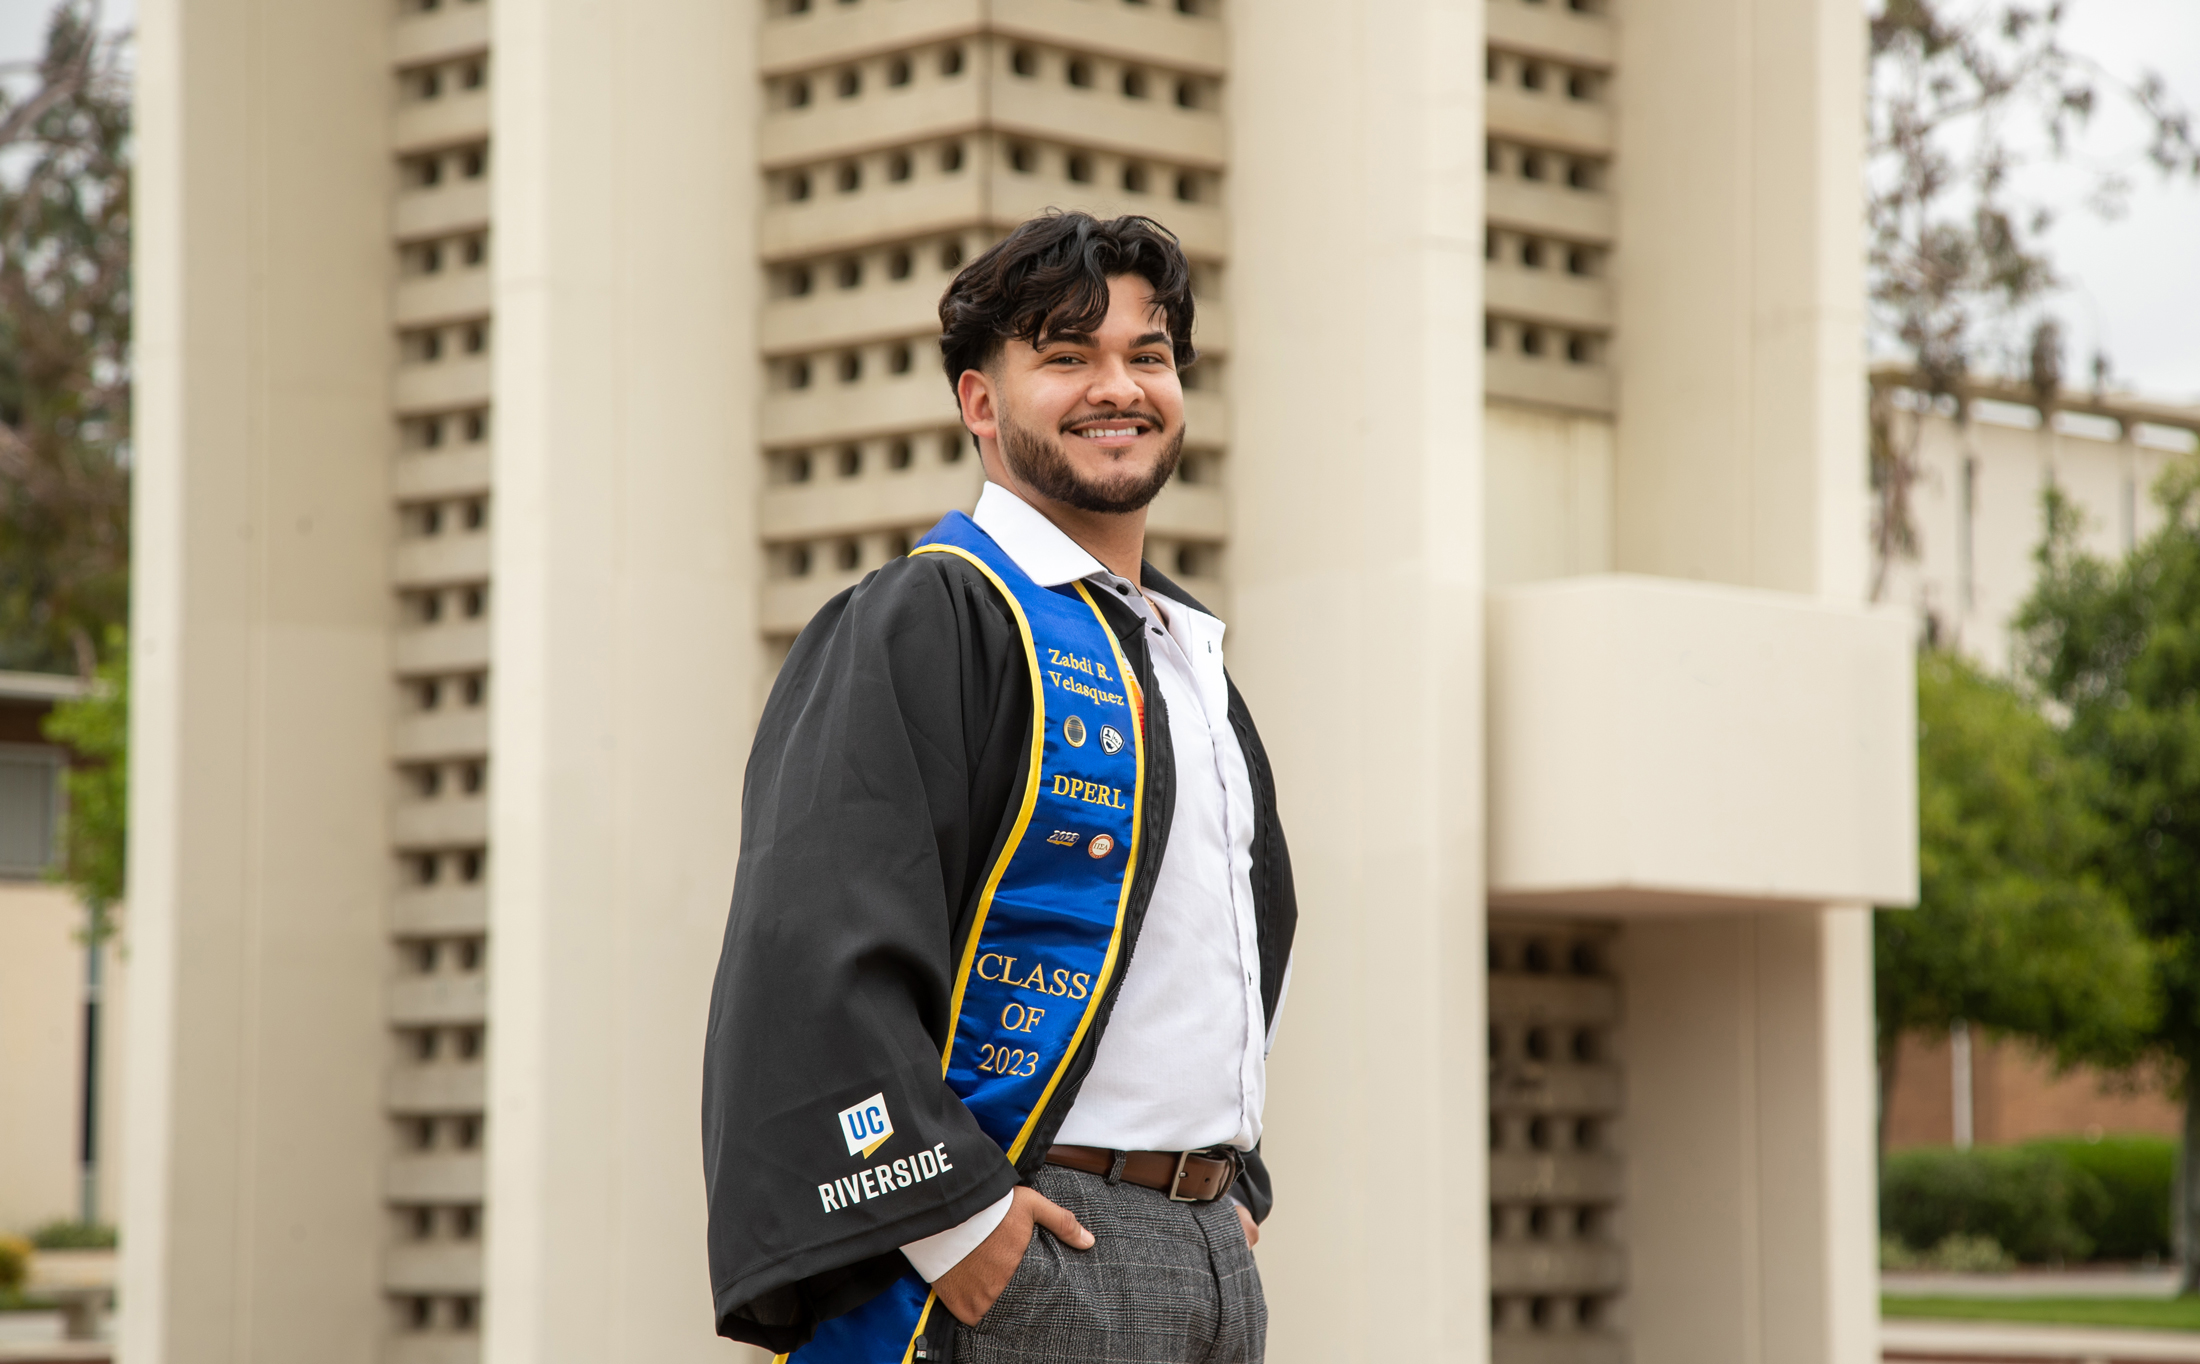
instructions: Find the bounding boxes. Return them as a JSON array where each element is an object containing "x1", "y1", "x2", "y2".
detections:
[{"x1": 1489, "y1": 918, "x2": 1624, "y2": 1364}]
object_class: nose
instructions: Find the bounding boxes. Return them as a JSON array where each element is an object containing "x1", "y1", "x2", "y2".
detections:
[{"x1": 1086, "y1": 355, "x2": 1145, "y2": 408}]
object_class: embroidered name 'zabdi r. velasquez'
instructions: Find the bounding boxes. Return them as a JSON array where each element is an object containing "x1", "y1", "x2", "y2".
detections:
[{"x1": 1046, "y1": 670, "x2": 1126, "y2": 709}]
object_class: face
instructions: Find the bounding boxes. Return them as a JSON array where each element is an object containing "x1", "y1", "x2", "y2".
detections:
[{"x1": 959, "y1": 274, "x2": 1186, "y2": 515}]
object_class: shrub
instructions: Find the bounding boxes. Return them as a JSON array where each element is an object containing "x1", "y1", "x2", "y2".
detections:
[
  {"x1": 0, "y1": 1236, "x2": 28, "y2": 1294},
  {"x1": 29, "y1": 1221, "x2": 117, "y2": 1251},
  {"x1": 1881, "y1": 1136, "x2": 2176, "y2": 1264},
  {"x1": 1882, "y1": 1144, "x2": 2107, "y2": 1262},
  {"x1": 2031, "y1": 1137, "x2": 2174, "y2": 1261},
  {"x1": 1927, "y1": 1231, "x2": 2019, "y2": 1272},
  {"x1": 1881, "y1": 1232, "x2": 2016, "y2": 1272}
]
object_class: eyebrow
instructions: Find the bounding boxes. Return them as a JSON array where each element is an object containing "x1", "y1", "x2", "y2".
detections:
[{"x1": 1035, "y1": 329, "x2": 1174, "y2": 350}]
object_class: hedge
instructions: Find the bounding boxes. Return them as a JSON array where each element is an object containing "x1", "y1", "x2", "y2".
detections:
[{"x1": 1881, "y1": 1136, "x2": 2174, "y2": 1264}]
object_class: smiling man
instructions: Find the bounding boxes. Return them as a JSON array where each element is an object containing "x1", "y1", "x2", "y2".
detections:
[{"x1": 704, "y1": 212, "x2": 1298, "y2": 1364}]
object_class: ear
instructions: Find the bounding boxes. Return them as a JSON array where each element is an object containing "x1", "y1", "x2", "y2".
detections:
[{"x1": 956, "y1": 368, "x2": 999, "y2": 445}]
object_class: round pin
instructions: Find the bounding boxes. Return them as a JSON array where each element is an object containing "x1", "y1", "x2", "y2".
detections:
[
  {"x1": 1099, "y1": 725, "x2": 1124, "y2": 755},
  {"x1": 1063, "y1": 715, "x2": 1087, "y2": 747},
  {"x1": 1087, "y1": 833, "x2": 1115, "y2": 859}
]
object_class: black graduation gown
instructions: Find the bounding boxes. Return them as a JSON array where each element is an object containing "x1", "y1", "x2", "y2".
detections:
[{"x1": 702, "y1": 547, "x2": 1300, "y2": 1352}]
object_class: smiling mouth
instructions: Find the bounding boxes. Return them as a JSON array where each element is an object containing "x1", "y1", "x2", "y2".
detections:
[{"x1": 1062, "y1": 413, "x2": 1161, "y2": 441}]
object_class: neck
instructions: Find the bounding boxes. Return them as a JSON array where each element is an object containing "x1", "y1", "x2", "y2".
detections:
[{"x1": 984, "y1": 456, "x2": 1148, "y2": 583}]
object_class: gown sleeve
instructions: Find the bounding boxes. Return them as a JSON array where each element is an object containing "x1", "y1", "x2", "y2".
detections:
[{"x1": 703, "y1": 552, "x2": 1032, "y2": 1350}]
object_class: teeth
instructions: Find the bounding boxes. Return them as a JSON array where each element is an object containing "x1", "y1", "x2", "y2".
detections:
[{"x1": 1081, "y1": 427, "x2": 1139, "y2": 438}]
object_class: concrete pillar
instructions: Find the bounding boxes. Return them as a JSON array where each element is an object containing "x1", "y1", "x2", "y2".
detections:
[
  {"x1": 124, "y1": 0, "x2": 395, "y2": 1358},
  {"x1": 1602, "y1": 0, "x2": 1879, "y2": 1359},
  {"x1": 1229, "y1": 2, "x2": 1489, "y2": 1361},
  {"x1": 1621, "y1": 910, "x2": 1878, "y2": 1364},
  {"x1": 482, "y1": 2, "x2": 758, "y2": 1360},
  {"x1": 1612, "y1": 0, "x2": 1868, "y2": 599}
]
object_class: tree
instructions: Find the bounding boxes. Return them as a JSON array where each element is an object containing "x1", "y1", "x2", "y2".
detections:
[
  {"x1": 42, "y1": 627, "x2": 125, "y2": 929},
  {"x1": 2017, "y1": 469, "x2": 2200, "y2": 1291},
  {"x1": 1867, "y1": 0, "x2": 2200, "y2": 599},
  {"x1": 38, "y1": 628, "x2": 124, "y2": 1225},
  {"x1": 1876, "y1": 647, "x2": 2157, "y2": 1150},
  {"x1": 0, "y1": 0, "x2": 131, "y2": 676}
]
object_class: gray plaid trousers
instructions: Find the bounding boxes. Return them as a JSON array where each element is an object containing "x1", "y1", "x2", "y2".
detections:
[{"x1": 951, "y1": 1163, "x2": 1266, "y2": 1364}]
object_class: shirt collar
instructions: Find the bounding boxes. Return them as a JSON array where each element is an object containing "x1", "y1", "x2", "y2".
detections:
[
  {"x1": 969, "y1": 482, "x2": 1230, "y2": 648},
  {"x1": 971, "y1": 481, "x2": 1114, "y2": 589}
]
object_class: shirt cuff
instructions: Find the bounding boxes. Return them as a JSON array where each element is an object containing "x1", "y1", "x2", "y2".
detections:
[{"x1": 900, "y1": 1192, "x2": 1014, "y2": 1282}]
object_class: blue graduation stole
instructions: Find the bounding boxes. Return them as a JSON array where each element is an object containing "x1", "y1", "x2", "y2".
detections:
[{"x1": 782, "y1": 511, "x2": 1148, "y2": 1364}]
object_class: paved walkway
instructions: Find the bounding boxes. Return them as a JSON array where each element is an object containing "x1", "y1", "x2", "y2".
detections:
[
  {"x1": 1886, "y1": 1269, "x2": 2184, "y2": 1300},
  {"x1": 0, "y1": 1313, "x2": 109, "y2": 1364},
  {"x1": 1885, "y1": 1319, "x2": 2200, "y2": 1362}
]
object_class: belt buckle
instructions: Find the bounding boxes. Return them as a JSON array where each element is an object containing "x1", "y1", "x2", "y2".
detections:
[{"x1": 1168, "y1": 1149, "x2": 1200, "y2": 1202}]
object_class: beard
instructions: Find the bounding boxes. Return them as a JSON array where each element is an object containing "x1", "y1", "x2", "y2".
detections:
[{"x1": 998, "y1": 408, "x2": 1183, "y2": 515}]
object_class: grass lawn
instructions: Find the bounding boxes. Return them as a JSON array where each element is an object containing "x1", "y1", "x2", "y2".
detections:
[{"x1": 1884, "y1": 1296, "x2": 2200, "y2": 1331}]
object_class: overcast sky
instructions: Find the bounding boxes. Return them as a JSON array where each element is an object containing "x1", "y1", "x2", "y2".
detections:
[{"x1": 3, "y1": 0, "x2": 2195, "y2": 402}]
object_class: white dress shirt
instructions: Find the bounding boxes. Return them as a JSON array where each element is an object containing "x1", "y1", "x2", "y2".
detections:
[{"x1": 900, "y1": 482, "x2": 1286, "y2": 1281}]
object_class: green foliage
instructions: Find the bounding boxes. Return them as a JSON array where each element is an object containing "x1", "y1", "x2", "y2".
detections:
[
  {"x1": 0, "y1": 1236, "x2": 25, "y2": 1294},
  {"x1": 2018, "y1": 469, "x2": 2200, "y2": 1078},
  {"x1": 28, "y1": 1220, "x2": 115, "y2": 1251},
  {"x1": 2017, "y1": 465, "x2": 2200, "y2": 1282},
  {"x1": 2030, "y1": 1136, "x2": 2175, "y2": 1262},
  {"x1": 1881, "y1": 1137, "x2": 2177, "y2": 1264},
  {"x1": 1881, "y1": 1231, "x2": 2015, "y2": 1273},
  {"x1": 1882, "y1": 1143, "x2": 2111, "y2": 1262},
  {"x1": 41, "y1": 629, "x2": 124, "y2": 920},
  {"x1": 1877, "y1": 649, "x2": 2157, "y2": 1075},
  {"x1": 0, "y1": 2, "x2": 132, "y2": 674}
]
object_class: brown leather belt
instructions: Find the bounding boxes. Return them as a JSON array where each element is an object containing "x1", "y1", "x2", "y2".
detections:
[{"x1": 1045, "y1": 1144, "x2": 1241, "y2": 1203}]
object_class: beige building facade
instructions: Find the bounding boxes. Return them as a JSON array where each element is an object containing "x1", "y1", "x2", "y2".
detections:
[
  {"x1": 1874, "y1": 366, "x2": 2200, "y2": 672},
  {"x1": 126, "y1": 2, "x2": 1912, "y2": 1363}
]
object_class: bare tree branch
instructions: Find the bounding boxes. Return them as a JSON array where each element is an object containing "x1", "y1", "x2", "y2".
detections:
[{"x1": 1866, "y1": 0, "x2": 2200, "y2": 598}]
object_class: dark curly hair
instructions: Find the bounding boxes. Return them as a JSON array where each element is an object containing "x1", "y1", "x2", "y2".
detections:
[{"x1": 938, "y1": 212, "x2": 1198, "y2": 395}]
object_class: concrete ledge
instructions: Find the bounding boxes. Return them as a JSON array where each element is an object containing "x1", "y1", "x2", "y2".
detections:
[
  {"x1": 1488, "y1": 574, "x2": 1917, "y2": 912},
  {"x1": 390, "y1": 5, "x2": 488, "y2": 68},
  {"x1": 0, "y1": 1345, "x2": 111, "y2": 1363},
  {"x1": 1882, "y1": 1319, "x2": 2200, "y2": 1362},
  {"x1": 383, "y1": 1335, "x2": 482, "y2": 1364},
  {"x1": 1485, "y1": 0, "x2": 1616, "y2": 66}
]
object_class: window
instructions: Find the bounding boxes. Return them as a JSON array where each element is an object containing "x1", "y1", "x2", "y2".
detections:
[{"x1": 0, "y1": 745, "x2": 62, "y2": 878}]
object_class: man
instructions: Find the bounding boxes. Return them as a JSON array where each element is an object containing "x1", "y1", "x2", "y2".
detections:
[{"x1": 704, "y1": 212, "x2": 1297, "y2": 1364}]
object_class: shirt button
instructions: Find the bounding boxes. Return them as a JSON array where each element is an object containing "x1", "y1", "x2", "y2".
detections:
[{"x1": 1116, "y1": 584, "x2": 1130, "y2": 595}]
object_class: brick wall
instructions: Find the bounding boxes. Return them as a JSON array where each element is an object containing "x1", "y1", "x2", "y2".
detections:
[{"x1": 1883, "y1": 1028, "x2": 2181, "y2": 1149}]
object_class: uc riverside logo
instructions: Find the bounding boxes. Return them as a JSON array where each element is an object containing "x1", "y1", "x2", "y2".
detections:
[{"x1": 838, "y1": 1092, "x2": 893, "y2": 1159}]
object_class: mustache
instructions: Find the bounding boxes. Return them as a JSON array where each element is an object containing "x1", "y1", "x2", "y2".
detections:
[{"x1": 1057, "y1": 410, "x2": 1168, "y2": 432}]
